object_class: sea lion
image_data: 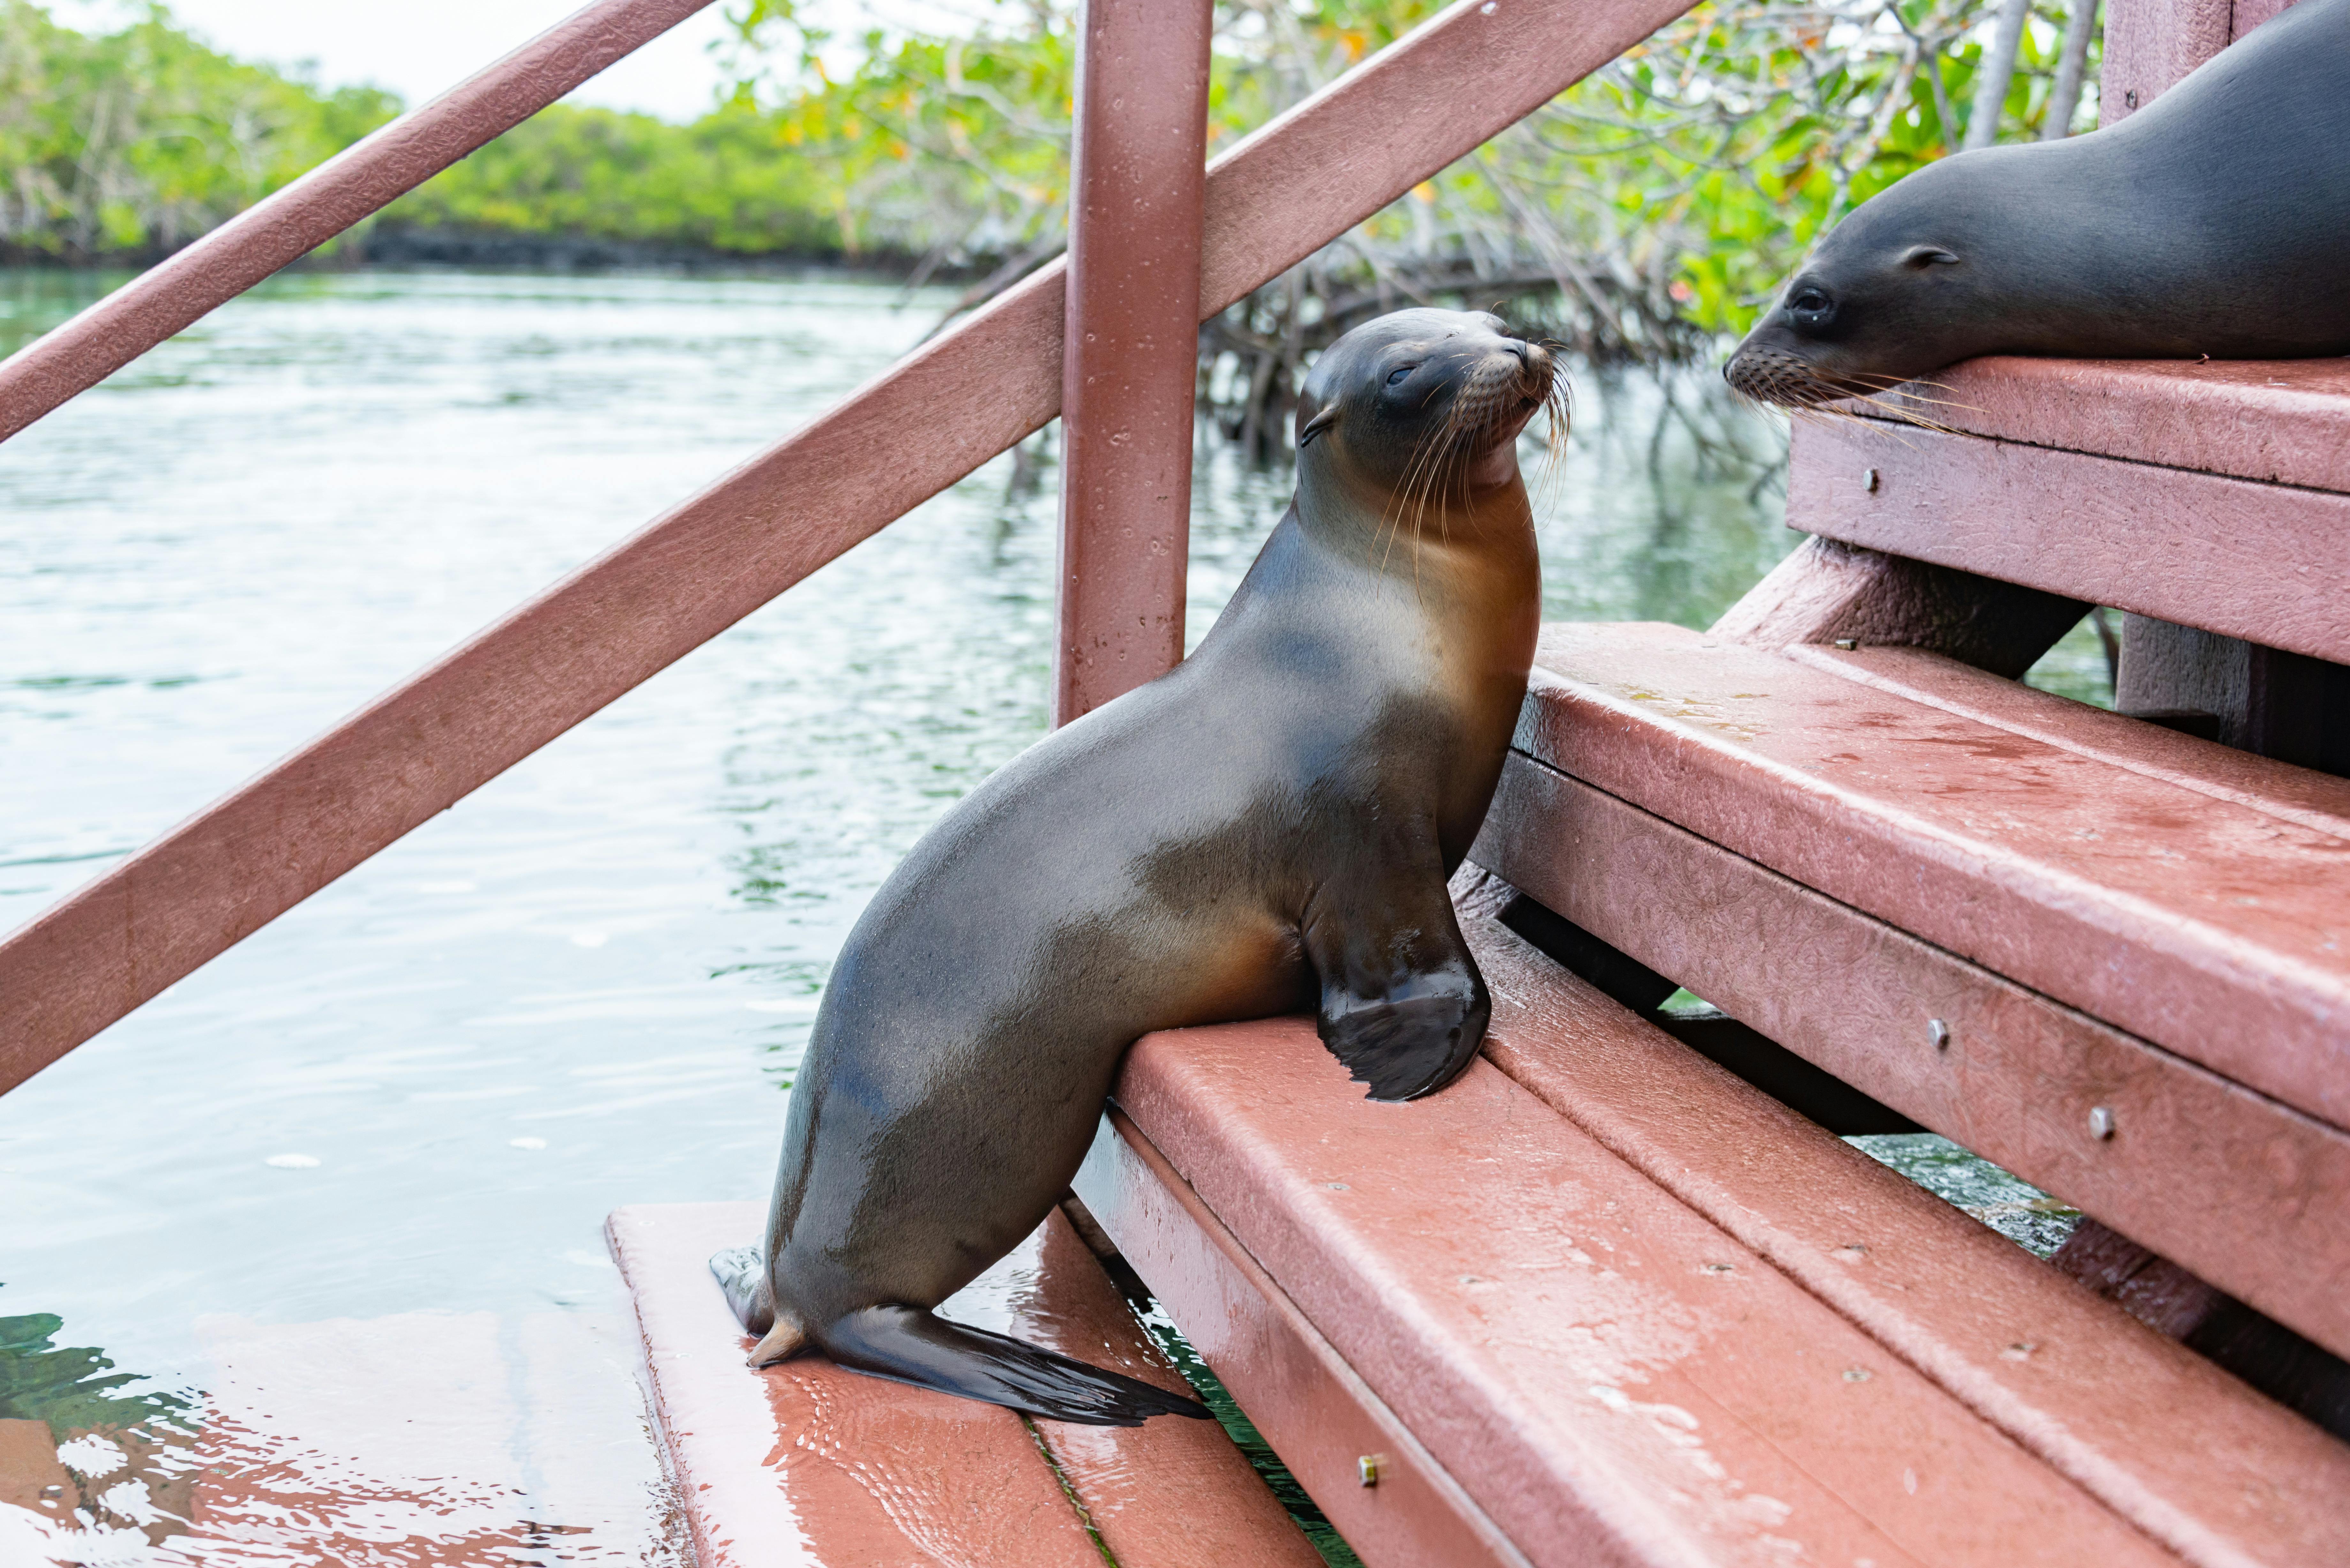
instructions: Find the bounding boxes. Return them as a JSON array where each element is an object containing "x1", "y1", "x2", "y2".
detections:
[
  {"x1": 1725, "y1": 0, "x2": 2350, "y2": 408},
  {"x1": 710, "y1": 307, "x2": 1559, "y2": 1425}
]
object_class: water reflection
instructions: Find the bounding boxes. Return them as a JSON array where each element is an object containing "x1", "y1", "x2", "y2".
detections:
[{"x1": 0, "y1": 265, "x2": 1796, "y2": 1562}]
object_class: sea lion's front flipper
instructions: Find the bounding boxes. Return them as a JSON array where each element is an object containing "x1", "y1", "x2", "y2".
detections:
[
  {"x1": 816, "y1": 1305, "x2": 1212, "y2": 1427},
  {"x1": 1307, "y1": 878, "x2": 1490, "y2": 1102}
]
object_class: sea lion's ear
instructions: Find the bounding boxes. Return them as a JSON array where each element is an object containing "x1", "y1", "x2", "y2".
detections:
[
  {"x1": 1297, "y1": 405, "x2": 1340, "y2": 449},
  {"x1": 1901, "y1": 245, "x2": 1961, "y2": 268}
]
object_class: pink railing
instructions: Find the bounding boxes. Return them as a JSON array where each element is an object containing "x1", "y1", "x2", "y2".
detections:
[{"x1": 0, "y1": 0, "x2": 1694, "y2": 1095}]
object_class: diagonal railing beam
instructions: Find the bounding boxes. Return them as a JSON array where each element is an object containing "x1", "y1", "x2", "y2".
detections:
[
  {"x1": 0, "y1": 0, "x2": 715, "y2": 444},
  {"x1": 0, "y1": 0, "x2": 1695, "y2": 1094}
]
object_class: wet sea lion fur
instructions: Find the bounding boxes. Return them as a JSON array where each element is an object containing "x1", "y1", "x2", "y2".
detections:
[{"x1": 710, "y1": 307, "x2": 1560, "y2": 1425}]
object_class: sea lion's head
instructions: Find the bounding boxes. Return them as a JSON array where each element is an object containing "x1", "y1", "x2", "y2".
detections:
[
  {"x1": 1294, "y1": 308, "x2": 1559, "y2": 516},
  {"x1": 1724, "y1": 148, "x2": 2072, "y2": 409}
]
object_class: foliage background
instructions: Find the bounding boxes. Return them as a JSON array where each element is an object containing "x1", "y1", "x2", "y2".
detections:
[{"x1": 1, "y1": 0, "x2": 2100, "y2": 387}]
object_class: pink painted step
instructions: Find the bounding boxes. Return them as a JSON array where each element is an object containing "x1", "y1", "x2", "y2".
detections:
[
  {"x1": 605, "y1": 1202, "x2": 1316, "y2": 1568},
  {"x1": 1787, "y1": 414, "x2": 2350, "y2": 663},
  {"x1": 1514, "y1": 621, "x2": 2350, "y2": 1130},
  {"x1": 1455, "y1": 879, "x2": 2350, "y2": 1568},
  {"x1": 1867, "y1": 355, "x2": 2350, "y2": 493},
  {"x1": 1090, "y1": 1018, "x2": 2189, "y2": 1568},
  {"x1": 1476, "y1": 749, "x2": 2350, "y2": 1365}
]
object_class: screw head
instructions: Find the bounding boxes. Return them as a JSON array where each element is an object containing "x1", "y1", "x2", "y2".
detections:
[
  {"x1": 1832, "y1": 638, "x2": 1858, "y2": 651},
  {"x1": 2088, "y1": 1105, "x2": 2117, "y2": 1140},
  {"x1": 1862, "y1": 467, "x2": 1880, "y2": 492},
  {"x1": 1927, "y1": 1018, "x2": 1951, "y2": 1050},
  {"x1": 1358, "y1": 1453, "x2": 1387, "y2": 1486},
  {"x1": 2124, "y1": 88, "x2": 2139, "y2": 108}
]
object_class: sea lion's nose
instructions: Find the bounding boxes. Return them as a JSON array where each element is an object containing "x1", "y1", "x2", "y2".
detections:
[{"x1": 1516, "y1": 339, "x2": 1556, "y2": 394}]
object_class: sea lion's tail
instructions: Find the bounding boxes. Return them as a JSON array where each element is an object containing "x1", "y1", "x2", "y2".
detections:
[{"x1": 816, "y1": 1304, "x2": 1213, "y2": 1427}]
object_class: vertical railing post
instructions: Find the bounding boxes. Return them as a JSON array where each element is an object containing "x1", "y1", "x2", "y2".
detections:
[{"x1": 1051, "y1": 0, "x2": 1216, "y2": 727}]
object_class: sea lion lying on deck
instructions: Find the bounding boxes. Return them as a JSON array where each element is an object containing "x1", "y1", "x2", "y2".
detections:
[
  {"x1": 711, "y1": 307, "x2": 1559, "y2": 1425},
  {"x1": 1725, "y1": 0, "x2": 2350, "y2": 409}
]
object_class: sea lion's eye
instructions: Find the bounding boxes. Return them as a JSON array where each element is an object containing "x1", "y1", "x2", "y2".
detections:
[
  {"x1": 1386, "y1": 365, "x2": 1415, "y2": 386},
  {"x1": 1791, "y1": 289, "x2": 1831, "y2": 315}
]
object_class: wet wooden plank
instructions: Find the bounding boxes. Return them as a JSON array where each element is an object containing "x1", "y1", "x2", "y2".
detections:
[
  {"x1": 1781, "y1": 642, "x2": 2350, "y2": 840},
  {"x1": 0, "y1": 0, "x2": 1703, "y2": 1098},
  {"x1": 1516, "y1": 621, "x2": 2350, "y2": 1129},
  {"x1": 606, "y1": 1202, "x2": 1314, "y2": 1568},
  {"x1": 1107, "y1": 1018, "x2": 2186, "y2": 1568},
  {"x1": 1844, "y1": 356, "x2": 2350, "y2": 494},
  {"x1": 610, "y1": 1204, "x2": 1098, "y2": 1568},
  {"x1": 998, "y1": 1208, "x2": 1324, "y2": 1568},
  {"x1": 1076, "y1": 1111, "x2": 1536, "y2": 1568},
  {"x1": 1786, "y1": 417, "x2": 2350, "y2": 663},
  {"x1": 1453, "y1": 880, "x2": 2350, "y2": 1568},
  {"x1": 1475, "y1": 754, "x2": 2350, "y2": 1363}
]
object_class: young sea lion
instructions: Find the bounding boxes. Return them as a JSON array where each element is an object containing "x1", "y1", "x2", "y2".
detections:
[
  {"x1": 1725, "y1": 0, "x2": 2350, "y2": 408},
  {"x1": 710, "y1": 308, "x2": 1559, "y2": 1425}
]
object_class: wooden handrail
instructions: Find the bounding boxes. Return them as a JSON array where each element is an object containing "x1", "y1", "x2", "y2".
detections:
[
  {"x1": 1052, "y1": 0, "x2": 1215, "y2": 725},
  {"x1": 0, "y1": 0, "x2": 715, "y2": 444},
  {"x1": 0, "y1": 0, "x2": 1696, "y2": 1095}
]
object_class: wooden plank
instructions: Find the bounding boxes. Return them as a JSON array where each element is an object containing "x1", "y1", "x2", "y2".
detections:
[
  {"x1": 1453, "y1": 878, "x2": 2350, "y2": 1568},
  {"x1": 1053, "y1": 0, "x2": 1214, "y2": 723},
  {"x1": 2101, "y1": 0, "x2": 2232, "y2": 123},
  {"x1": 1786, "y1": 416, "x2": 2350, "y2": 663},
  {"x1": 1709, "y1": 533, "x2": 2086, "y2": 676},
  {"x1": 1851, "y1": 355, "x2": 2350, "y2": 494},
  {"x1": 1516, "y1": 621, "x2": 2350, "y2": 1130},
  {"x1": 1005, "y1": 1205, "x2": 1325, "y2": 1568},
  {"x1": 2232, "y1": 0, "x2": 2307, "y2": 37},
  {"x1": 1107, "y1": 1019, "x2": 2186, "y2": 1568},
  {"x1": 1076, "y1": 1112, "x2": 1535, "y2": 1568},
  {"x1": 0, "y1": 0, "x2": 717, "y2": 443},
  {"x1": 608, "y1": 1203, "x2": 1100, "y2": 1567},
  {"x1": 0, "y1": 0, "x2": 1702, "y2": 1097},
  {"x1": 606, "y1": 1202, "x2": 1316, "y2": 1568},
  {"x1": 1783, "y1": 642, "x2": 2350, "y2": 839}
]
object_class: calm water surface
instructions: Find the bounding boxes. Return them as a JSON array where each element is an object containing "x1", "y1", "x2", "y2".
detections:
[{"x1": 0, "y1": 268, "x2": 2079, "y2": 1562}]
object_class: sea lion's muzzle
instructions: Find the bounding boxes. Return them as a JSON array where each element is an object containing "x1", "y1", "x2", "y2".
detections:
[{"x1": 1452, "y1": 339, "x2": 1559, "y2": 455}]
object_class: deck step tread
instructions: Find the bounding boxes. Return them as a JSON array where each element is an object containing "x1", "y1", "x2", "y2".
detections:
[
  {"x1": 1474, "y1": 748, "x2": 2350, "y2": 1361},
  {"x1": 1865, "y1": 355, "x2": 2350, "y2": 494},
  {"x1": 1457, "y1": 875, "x2": 2350, "y2": 1568},
  {"x1": 606, "y1": 1202, "x2": 1317, "y2": 1568},
  {"x1": 1108, "y1": 1014, "x2": 2187, "y2": 1567},
  {"x1": 1520, "y1": 621, "x2": 2350, "y2": 1126}
]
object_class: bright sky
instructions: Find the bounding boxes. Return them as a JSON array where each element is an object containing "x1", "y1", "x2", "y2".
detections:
[{"x1": 55, "y1": 0, "x2": 986, "y2": 122}]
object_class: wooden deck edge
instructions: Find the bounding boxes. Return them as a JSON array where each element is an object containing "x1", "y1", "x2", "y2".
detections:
[
  {"x1": 1074, "y1": 1110, "x2": 1537, "y2": 1568},
  {"x1": 1785, "y1": 416, "x2": 2350, "y2": 665},
  {"x1": 1827, "y1": 355, "x2": 2350, "y2": 496},
  {"x1": 1452, "y1": 874, "x2": 2350, "y2": 1568},
  {"x1": 1778, "y1": 642, "x2": 2350, "y2": 841},
  {"x1": 604, "y1": 1201, "x2": 1319, "y2": 1568},
  {"x1": 1476, "y1": 751, "x2": 2350, "y2": 1361},
  {"x1": 1521, "y1": 622, "x2": 2350, "y2": 1129}
]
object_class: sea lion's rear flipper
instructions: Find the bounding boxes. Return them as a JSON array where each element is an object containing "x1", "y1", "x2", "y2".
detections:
[
  {"x1": 1308, "y1": 880, "x2": 1490, "y2": 1102},
  {"x1": 710, "y1": 1245, "x2": 809, "y2": 1366},
  {"x1": 817, "y1": 1304, "x2": 1212, "y2": 1427}
]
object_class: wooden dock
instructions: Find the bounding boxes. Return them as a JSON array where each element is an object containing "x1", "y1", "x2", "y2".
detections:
[{"x1": 2, "y1": 0, "x2": 2344, "y2": 1560}]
